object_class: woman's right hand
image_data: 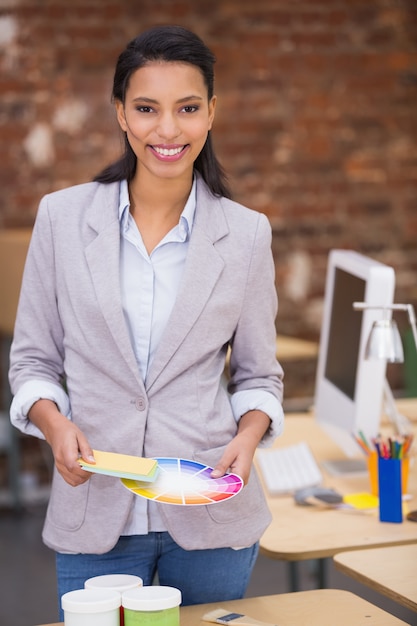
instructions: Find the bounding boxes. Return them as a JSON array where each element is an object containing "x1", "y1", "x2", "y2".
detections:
[{"x1": 28, "y1": 399, "x2": 95, "y2": 486}]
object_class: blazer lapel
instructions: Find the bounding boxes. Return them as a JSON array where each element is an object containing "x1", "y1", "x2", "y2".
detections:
[
  {"x1": 84, "y1": 183, "x2": 144, "y2": 387},
  {"x1": 82, "y1": 179, "x2": 229, "y2": 393},
  {"x1": 145, "y1": 181, "x2": 229, "y2": 392}
]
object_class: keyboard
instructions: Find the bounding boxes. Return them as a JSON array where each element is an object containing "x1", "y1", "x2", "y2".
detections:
[{"x1": 257, "y1": 441, "x2": 323, "y2": 495}]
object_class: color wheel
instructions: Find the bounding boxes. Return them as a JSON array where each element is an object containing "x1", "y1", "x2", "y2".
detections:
[{"x1": 121, "y1": 457, "x2": 244, "y2": 506}]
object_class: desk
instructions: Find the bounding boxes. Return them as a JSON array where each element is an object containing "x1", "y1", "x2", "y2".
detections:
[
  {"x1": 395, "y1": 397, "x2": 417, "y2": 422},
  {"x1": 334, "y1": 545, "x2": 417, "y2": 613},
  {"x1": 225, "y1": 334, "x2": 318, "y2": 373},
  {"x1": 36, "y1": 589, "x2": 409, "y2": 625},
  {"x1": 256, "y1": 411, "x2": 417, "y2": 589},
  {"x1": 0, "y1": 228, "x2": 32, "y2": 336},
  {"x1": 275, "y1": 334, "x2": 318, "y2": 361}
]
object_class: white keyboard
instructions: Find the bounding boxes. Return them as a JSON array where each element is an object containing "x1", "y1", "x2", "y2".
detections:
[{"x1": 257, "y1": 441, "x2": 323, "y2": 495}]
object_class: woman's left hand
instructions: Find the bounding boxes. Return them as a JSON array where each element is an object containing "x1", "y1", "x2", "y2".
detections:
[{"x1": 211, "y1": 410, "x2": 271, "y2": 484}]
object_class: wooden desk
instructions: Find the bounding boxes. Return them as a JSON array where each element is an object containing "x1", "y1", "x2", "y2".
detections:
[
  {"x1": 334, "y1": 545, "x2": 417, "y2": 613},
  {"x1": 257, "y1": 411, "x2": 417, "y2": 587},
  {"x1": 36, "y1": 589, "x2": 409, "y2": 625},
  {"x1": 226, "y1": 334, "x2": 317, "y2": 369},
  {"x1": 225, "y1": 335, "x2": 318, "y2": 381},
  {"x1": 275, "y1": 334, "x2": 318, "y2": 361},
  {"x1": 395, "y1": 397, "x2": 417, "y2": 422},
  {"x1": 0, "y1": 228, "x2": 32, "y2": 335}
]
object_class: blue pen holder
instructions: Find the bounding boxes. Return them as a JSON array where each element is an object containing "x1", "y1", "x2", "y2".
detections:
[{"x1": 378, "y1": 457, "x2": 403, "y2": 523}]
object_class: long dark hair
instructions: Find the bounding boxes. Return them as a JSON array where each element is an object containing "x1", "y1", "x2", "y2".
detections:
[{"x1": 93, "y1": 25, "x2": 231, "y2": 198}]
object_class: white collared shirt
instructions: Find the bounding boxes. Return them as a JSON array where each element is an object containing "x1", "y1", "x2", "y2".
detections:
[{"x1": 118, "y1": 179, "x2": 195, "y2": 380}]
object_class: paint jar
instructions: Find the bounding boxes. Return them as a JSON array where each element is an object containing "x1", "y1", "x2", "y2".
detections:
[
  {"x1": 85, "y1": 574, "x2": 143, "y2": 626},
  {"x1": 62, "y1": 588, "x2": 121, "y2": 626},
  {"x1": 122, "y1": 585, "x2": 181, "y2": 626}
]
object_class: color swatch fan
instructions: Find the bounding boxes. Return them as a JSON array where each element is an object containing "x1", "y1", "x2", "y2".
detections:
[{"x1": 121, "y1": 457, "x2": 244, "y2": 505}]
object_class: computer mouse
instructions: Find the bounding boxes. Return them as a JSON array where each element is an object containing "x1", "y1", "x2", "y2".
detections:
[{"x1": 294, "y1": 486, "x2": 343, "y2": 506}]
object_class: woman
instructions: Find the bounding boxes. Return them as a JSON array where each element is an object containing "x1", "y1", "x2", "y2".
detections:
[{"x1": 9, "y1": 25, "x2": 284, "y2": 616}]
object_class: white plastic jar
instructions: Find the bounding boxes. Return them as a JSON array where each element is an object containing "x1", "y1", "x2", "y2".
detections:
[
  {"x1": 85, "y1": 574, "x2": 143, "y2": 592},
  {"x1": 61, "y1": 588, "x2": 121, "y2": 626},
  {"x1": 122, "y1": 586, "x2": 181, "y2": 626},
  {"x1": 85, "y1": 574, "x2": 143, "y2": 626}
]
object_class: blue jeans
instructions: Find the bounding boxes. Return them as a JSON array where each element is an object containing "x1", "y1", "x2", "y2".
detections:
[{"x1": 56, "y1": 532, "x2": 259, "y2": 620}]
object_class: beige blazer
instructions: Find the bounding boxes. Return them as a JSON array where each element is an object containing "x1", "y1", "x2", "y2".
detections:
[{"x1": 9, "y1": 175, "x2": 283, "y2": 554}]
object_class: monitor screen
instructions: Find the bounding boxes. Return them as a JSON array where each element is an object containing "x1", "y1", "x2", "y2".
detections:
[
  {"x1": 315, "y1": 250, "x2": 395, "y2": 466},
  {"x1": 324, "y1": 268, "x2": 365, "y2": 400}
]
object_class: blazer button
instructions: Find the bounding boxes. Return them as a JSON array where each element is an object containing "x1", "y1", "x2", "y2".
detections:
[{"x1": 135, "y1": 396, "x2": 147, "y2": 411}]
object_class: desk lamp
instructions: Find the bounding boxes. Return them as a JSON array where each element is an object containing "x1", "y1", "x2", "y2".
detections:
[{"x1": 353, "y1": 302, "x2": 417, "y2": 436}]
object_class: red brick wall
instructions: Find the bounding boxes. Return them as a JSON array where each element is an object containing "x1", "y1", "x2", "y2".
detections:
[{"x1": 1, "y1": 0, "x2": 416, "y2": 340}]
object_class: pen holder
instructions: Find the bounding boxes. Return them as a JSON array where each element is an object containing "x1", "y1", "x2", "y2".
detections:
[
  {"x1": 367, "y1": 451, "x2": 379, "y2": 496},
  {"x1": 368, "y1": 451, "x2": 409, "y2": 496},
  {"x1": 378, "y1": 457, "x2": 403, "y2": 523}
]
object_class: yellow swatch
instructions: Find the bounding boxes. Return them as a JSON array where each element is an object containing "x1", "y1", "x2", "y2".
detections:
[{"x1": 79, "y1": 450, "x2": 158, "y2": 482}]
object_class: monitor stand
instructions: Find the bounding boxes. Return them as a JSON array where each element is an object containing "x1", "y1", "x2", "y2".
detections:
[
  {"x1": 383, "y1": 379, "x2": 412, "y2": 435},
  {"x1": 316, "y1": 378, "x2": 412, "y2": 477},
  {"x1": 316, "y1": 421, "x2": 368, "y2": 474},
  {"x1": 321, "y1": 458, "x2": 367, "y2": 477}
]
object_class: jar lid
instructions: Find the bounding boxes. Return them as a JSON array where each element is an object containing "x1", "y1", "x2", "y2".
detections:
[
  {"x1": 62, "y1": 588, "x2": 121, "y2": 613},
  {"x1": 85, "y1": 573, "x2": 143, "y2": 592},
  {"x1": 122, "y1": 586, "x2": 181, "y2": 611}
]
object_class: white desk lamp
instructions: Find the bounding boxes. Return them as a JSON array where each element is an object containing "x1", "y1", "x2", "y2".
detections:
[{"x1": 353, "y1": 302, "x2": 417, "y2": 436}]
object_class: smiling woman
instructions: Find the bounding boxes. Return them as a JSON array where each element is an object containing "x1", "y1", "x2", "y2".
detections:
[
  {"x1": 8, "y1": 24, "x2": 284, "y2": 622},
  {"x1": 95, "y1": 26, "x2": 229, "y2": 199}
]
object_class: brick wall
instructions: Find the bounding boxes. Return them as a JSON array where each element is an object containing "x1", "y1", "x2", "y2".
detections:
[{"x1": 1, "y1": 0, "x2": 416, "y2": 344}]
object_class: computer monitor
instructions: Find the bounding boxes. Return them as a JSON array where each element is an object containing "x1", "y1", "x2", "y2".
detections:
[{"x1": 314, "y1": 250, "x2": 396, "y2": 472}]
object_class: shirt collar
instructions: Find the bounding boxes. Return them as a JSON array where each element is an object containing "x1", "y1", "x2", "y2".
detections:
[{"x1": 119, "y1": 178, "x2": 197, "y2": 238}]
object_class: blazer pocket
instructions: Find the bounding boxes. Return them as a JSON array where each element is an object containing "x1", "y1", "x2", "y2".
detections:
[
  {"x1": 194, "y1": 447, "x2": 268, "y2": 524},
  {"x1": 46, "y1": 470, "x2": 90, "y2": 531}
]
